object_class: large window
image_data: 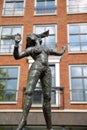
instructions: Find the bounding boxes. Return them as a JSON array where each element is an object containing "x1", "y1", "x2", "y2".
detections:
[
  {"x1": 35, "y1": 0, "x2": 57, "y2": 15},
  {"x1": 2, "y1": 0, "x2": 25, "y2": 16},
  {"x1": 0, "y1": 66, "x2": 19, "y2": 102},
  {"x1": 68, "y1": 23, "x2": 87, "y2": 52},
  {"x1": 67, "y1": 0, "x2": 87, "y2": 14},
  {"x1": 0, "y1": 26, "x2": 22, "y2": 54},
  {"x1": 69, "y1": 65, "x2": 87, "y2": 102},
  {"x1": 34, "y1": 24, "x2": 57, "y2": 50}
]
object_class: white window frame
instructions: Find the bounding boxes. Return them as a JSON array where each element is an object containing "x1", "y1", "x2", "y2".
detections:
[
  {"x1": 34, "y1": 0, "x2": 57, "y2": 15},
  {"x1": 27, "y1": 56, "x2": 61, "y2": 107},
  {"x1": 69, "y1": 65, "x2": 87, "y2": 104},
  {"x1": 67, "y1": 23, "x2": 87, "y2": 53},
  {"x1": 2, "y1": 0, "x2": 26, "y2": 16},
  {"x1": 0, "y1": 25, "x2": 23, "y2": 55},
  {"x1": 67, "y1": 0, "x2": 87, "y2": 14},
  {"x1": 0, "y1": 66, "x2": 20, "y2": 104}
]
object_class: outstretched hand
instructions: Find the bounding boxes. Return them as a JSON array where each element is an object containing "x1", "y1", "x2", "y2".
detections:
[{"x1": 15, "y1": 33, "x2": 21, "y2": 44}]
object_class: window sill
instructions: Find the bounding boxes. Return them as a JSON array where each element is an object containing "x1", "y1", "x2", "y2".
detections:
[
  {"x1": 68, "y1": 51, "x2": 87, "y2": 54},
  {"x1": 2, "y1": 15, "x2": 24, "y2": 17},
  {"x1": 0, "y1": 53, "x2": 13, "y2": 56},
  {"x1": 32, "y1": 104, "x2": 59, "y2": 107},
  {"x1": 67, "y1": 12, "x2": 87, "y2": 15},
  {"x1": 0, "y1": 102, "x2": 17, "y2": 104},
  {"x1": 34, "y1": 13, "x2": 57, "y2": 16},
  {"x1": 70, "y1": 101, "x2": 87, "y2": 104}
]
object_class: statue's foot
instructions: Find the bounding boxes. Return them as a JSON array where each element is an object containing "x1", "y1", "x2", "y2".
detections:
[{"x1": 16, "y1": 120, "x2": 26, "y2": 130}]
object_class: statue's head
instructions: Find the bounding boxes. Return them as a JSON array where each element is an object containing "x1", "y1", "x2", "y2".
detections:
[{"x1": 26, "y1": 30, "x2": 49, "y2": 48}]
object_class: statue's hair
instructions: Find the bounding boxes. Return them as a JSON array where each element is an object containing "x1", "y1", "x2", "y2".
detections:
[{"x1": 26, "y1": 30, "x2": 49, "y2": 48}]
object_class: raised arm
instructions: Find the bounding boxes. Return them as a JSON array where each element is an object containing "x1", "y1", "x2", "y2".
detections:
[
  {"x1": 49, "y1": 45, "x2": 66, "y2": 56},
  {"x1": 13, "y1": 34, "x2": 30, "y2": 60}
]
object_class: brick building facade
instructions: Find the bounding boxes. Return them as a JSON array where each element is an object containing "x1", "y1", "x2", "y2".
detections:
[{"x1": 0, "y1": 0, "x2": 87, "y2": 128}]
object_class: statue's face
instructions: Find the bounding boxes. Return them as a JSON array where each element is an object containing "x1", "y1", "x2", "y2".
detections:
[
  {"x1": 26, "y1": 34, "x2": 36, "y2": 47},
  {"x1": 26, "y1": 34, "x2": 42, "y2": 48}
]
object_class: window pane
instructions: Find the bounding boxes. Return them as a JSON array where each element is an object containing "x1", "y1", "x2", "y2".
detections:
[
  {"x1": 70, "y1": 35, "x2": 79, "y2": 43},
  {"x1": 37, "y1": 0, "x2": 45, "y2": 7},
  {"x1": 51, "y1": 91, "x2": 56, "y2": 104},
  {"x1": 69, "y1": 26, "x2": 79, "y2": 34},
  {"x1": 15, "y1": 2, "x2": 23, "y2": 8},
  {"x1": 80, "y1": 25, "x2": 87, "y2": 33},
  {"x1": 71, "y1": 67, "x2": 82, "y2": 77},
  {"x1": 2, "y1": 27, "x2": 11, "y2": 35},
  {"x1": 15, "y1": 2, "x2": 24, "y2": 15},
  {"x1": 81, "y1": 35, "x2": 87, "y2": 42},
  {"x1": 7, "y1": 68, "x2": 18, "y2": 78},
  {"x1": 71, "y1": 89, "x2": 84, "y2": 101},
  {"x1": 12, "y1": 27, "x2": 22, "y2": 35},
  {"x1": 47, "y1": 0, "x2": 55, "y2": 6},
  {"x1": 85, "y1": 90, "x2": 87, "y2": 100},
  {"x1": 0, "y1": 79, "x2": 6, "y2": 89},
  {"x1": 84, "y1": 79, "x2": 87, "y2": 89},
  {"x1": 46, "y1": 38, "x2": 56, "y2": 49},
  {"x1": 46, "y1": 26, "x2": 55, "y2": 34},
  {"x1": 50, "y1": 66, "x2": 55, "y2": 87},
  {"x1": 46, "y1": 36, "x2": 55, "y2": 43},
  {"x1": 0, "y1": 68, "x2": 7, "y2": 78},
  {"x1": 81, "y1": 43, "x2": 87, "y2": 51},
  {"x1": 6, "y1": 79, "x2": 17, "y2": 90},
  {"x1": 46, "y1": 0, "x2": 55, "y2": 13},
  {"x1": 0, "y1": 40, "x2": 12, "y2": 53},
  {"x1": 79, "y1": 1, "x2": 87, "y2": 12},
  {"x1": 68, "y1": 0, "x2": 77, "y2": 6},
  {"x1": 4, "y1": 90, "x2": 17, "y2": 101},
  {"x1": 71, "y1": 79, "x2": 83, "y2": 89},
  {"x1": 5, "y1": 2, "x2": 14, "y2": 9},
  {"x1": 36, "y1": 0, "x2": 45, "y2": 14},
  {"x1": 83, "y1": 67, "x2": 87, "y2": 76},
  {"x1": 69, "y1": 44, "x2": 80, "y2": 51},
  {"x1": 5, "y1": 1, "x2": 14, "y2": 15},
  {"x1": 81, "y1": 35, "x2": 87, "y2": 51},
  {"x1": 35, "y1": 26, "x2": 45, "y2": 34}
]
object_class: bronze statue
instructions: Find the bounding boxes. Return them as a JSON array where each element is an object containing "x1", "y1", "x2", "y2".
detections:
[{"x1": 13, "y1": 31, "x2": 66, "y2": 130}]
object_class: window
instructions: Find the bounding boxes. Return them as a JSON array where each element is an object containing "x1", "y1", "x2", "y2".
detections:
[
  {"x1": 69, "y1": 65, "x2": 87, "y2": 102},
  {"x1": 0, "y1": 26, "x2": 22, "y2": 54},
  {"x1": 68, "y1": 23, "x2": 87, "y2": 52},
  {"x1": 67, "y1": 0, "x2": 87, "y2": 14},
  {"x1": 34, "y1": 24, "x2": 57, "y2": 50},
  {"x1": 28, "y1": 56, "x2": 61, "y2": 106},
  {"x1": 3, "y1": 0, "x2": 25, "y2": 16},
  {"x1": 0, "y1": 66, "x2": 19, "y2": 102},
  {"x1": 35, "y1": 0, "x2": 56, "y2": 15}
]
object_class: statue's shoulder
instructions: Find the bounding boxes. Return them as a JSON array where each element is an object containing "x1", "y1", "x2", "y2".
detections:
[{"x1": 43, "y1": 46, "x2": 50, "y2": 54}]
